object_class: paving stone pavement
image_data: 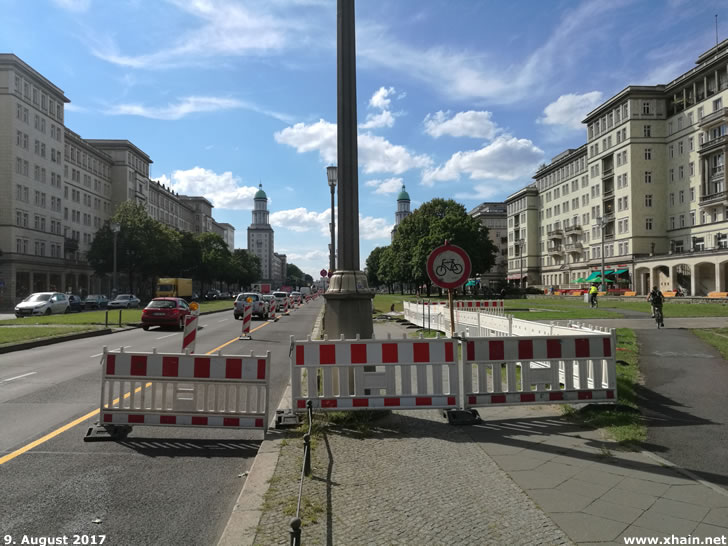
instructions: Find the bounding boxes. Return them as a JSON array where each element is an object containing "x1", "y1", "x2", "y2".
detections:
[{"x1": 242, "y1": 319, "x2": 728, "y2": 545}]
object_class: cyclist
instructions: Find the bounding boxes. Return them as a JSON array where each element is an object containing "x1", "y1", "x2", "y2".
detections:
[
  {"x1": 647, "y1": 286, "x2": 664, "y2": 326},
  {"x1": 588, "y1": 283, "x2": 599, "y2": 308}
]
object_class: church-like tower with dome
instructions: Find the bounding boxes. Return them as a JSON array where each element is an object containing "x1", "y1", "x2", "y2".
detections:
[
  {"x1": 391, "y1": 185, "x2": 412, "y2": 241},
  {"x1": 247, "y1": 184, "x2": 286, "y2": 285}
]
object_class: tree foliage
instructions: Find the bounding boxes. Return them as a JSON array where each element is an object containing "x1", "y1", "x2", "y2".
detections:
[{"x1": 368, "y1": 198, "x2": 498, "y2": 295}]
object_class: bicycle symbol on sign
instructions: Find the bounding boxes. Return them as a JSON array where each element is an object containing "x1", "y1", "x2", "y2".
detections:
[{"x1": 435, "y1": 258, "x2": 463, "y2": 277}]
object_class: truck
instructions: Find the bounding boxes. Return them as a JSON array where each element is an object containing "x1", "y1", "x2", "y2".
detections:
[
  {"x1": 156, "y1": 278, "x2": 193, "y2": 299},
  {"x1": 251, "y1": 283, "x2": 271, "y2": 294},
  {"x1": 300, "y1": 286, "x2": 312, "y2": 296}
]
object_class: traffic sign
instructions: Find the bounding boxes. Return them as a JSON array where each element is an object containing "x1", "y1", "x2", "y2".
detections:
[
  {"x1": 327, "y1": 270, "x2": 333, "y2": 278},
  {"x1": 426, "y1": 241, "x2": 471, "y2": 289},
  {"x1": 320, "y1": 269, "x2": 328, "y2": 278}
]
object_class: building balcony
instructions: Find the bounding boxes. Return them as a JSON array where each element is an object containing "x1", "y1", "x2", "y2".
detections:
[
  {"x1": 603, "y1": 186, "x2": 614, "y2": 198},
  {"x1": 602, "y1": 167, "x2": 614, "y2": 178},
  {"x1": 564, "y1": 224, "x2": 583, "y2": 235},
  {"x1": 603, "y1": 212, "x2": 615, "y2": 222},
  {"x1": 547, "y1": 229, "x2": 563, "y2": 240},
  {"x1": 604, "y1": 232, "x2": 615, "y2": 241},
  {"x1": 699, "y1": 189, "x2": 728, "y2": 206},
  {"x1": 547, "y1": 246, "x2": 564, "y2": 256},
  {"x1": 698, "y1": 107, "x2": 728, "y2": 128},
  {"x1": 64, "y1": 238, "x2": 79, "y2": 253},
  {"x1": 699, "y1": 134, "x2": 728, "y2": 154},
  {"x1": 564, "y1": 242, "x2": 583, "y2": 253}
]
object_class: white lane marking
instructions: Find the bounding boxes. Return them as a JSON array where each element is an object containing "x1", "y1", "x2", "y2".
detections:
[
  {"x1": 217, "y1": 319, "x2": 227, "y2": 323},
  {"x1": 89, "y1": 345, "x2": 132, "y2": 358},
  {"x1": 1, "y1": 372, "x2": 37, "y2": 383},
  {"x1": 156, "y1": 333, "x2": 177, "y2": 339}
]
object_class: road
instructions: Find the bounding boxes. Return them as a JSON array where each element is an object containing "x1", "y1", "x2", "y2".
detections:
[{"x1": 0, "y1": 300, "x2": 322, "y2": 545}]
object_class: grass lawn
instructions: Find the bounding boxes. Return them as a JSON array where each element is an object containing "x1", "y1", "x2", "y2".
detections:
[
  {"x1": 691, "y1": 328, "x2": 728, "y2": 359},
  {"x1": 562, "y1": 328, "x2": 645, "y2": 446},
  {"x1": 0, "y1": 300, "x2": 233, "y2": 327},
  {"x1": 0, "y1": 325, "x2": 103, "y2": 346}
]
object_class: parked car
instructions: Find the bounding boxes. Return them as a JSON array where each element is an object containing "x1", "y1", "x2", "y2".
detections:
[
  {"x1": 290, "y1": 291, "x2": 302, "y2": 305},
  {"x1": 141, "y1": 297, "x2": 191, "y2": 331},
  {"x1": 15, "y1": 292, "x2": 70, "y2": 317},
  {"x1": 234, "y1": 292, "x2": 269, "y2": 320},
  {"x1": 67, "y1": 294, "x2": 83, "y2": 313},
  {"x1": 108, "y1": 294, "x2": 141, "y2": 309},
  {"x1": 205, "y1": 289, "x2": 221, "y2": 300},
  {"x1": 272, "y1": 291, "x2": 289, "y2": 311},
  {"x1": 83, "y1": 294, "x2": 109, "y2": 310}
]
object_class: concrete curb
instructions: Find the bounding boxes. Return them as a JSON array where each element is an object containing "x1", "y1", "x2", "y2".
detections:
[{"x1": 217, "y1": 303, "x2": 326, "y2": 546}]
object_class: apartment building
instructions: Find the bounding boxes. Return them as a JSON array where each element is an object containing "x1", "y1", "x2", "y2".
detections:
[
  {"x1": 506, "y1": 40, "x2": 728, "y2": 296},
  {"x1": 247, "y1": 184, "x2": 286, "y2": 286},
  {"x1": 468, "y1": 202, "x2": 508, "y2": 289},
  {"x1": 0, "y1": 54, "x2": 234, "y2": 309}
]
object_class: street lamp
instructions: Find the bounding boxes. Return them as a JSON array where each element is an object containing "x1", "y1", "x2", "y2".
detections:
[
  {"x1": 111, "y1": 222, "x2": 120, "y2": 297},
  {"x1": 595, "y1": 216, "x2": 607, "y2": 292},
  {"x1": 326, "y1": 165, "x2": 338, "y2": 274},
  {"x1": 518, "y1": 238, "x2": 525, "y2": 289}
]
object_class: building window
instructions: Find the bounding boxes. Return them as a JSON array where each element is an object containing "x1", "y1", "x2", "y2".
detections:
[
  {"x1": 669, "y1": 193, "x2": 675, "y2": 206},
  {"x1": 645, "y1": 194, "x2": 652, "y2": 207},
  {"x1": 642, "y1": 101, "x2": 651, "y2": 114},
  {"x1": 644, "y1": 125, "x2": 651, "y2": 137},
  {"x1": 714, "y1": 97, "x2": 723, "y2": 111},
  {"x1": 646, "y1": 218, "x2": 653, "y2": 230},
  {"x1": 679, "y1": 190, "x2": 685, "y2": 203},
  {"x1": 644, "y1": 148, "x2": 652, "y2": 160},
  {"x1": 670, "y1": 216, "x2": 675, "y2": 229},
  {"x1": 645, "y1": 171, "x2": 652, "y2": 184}
]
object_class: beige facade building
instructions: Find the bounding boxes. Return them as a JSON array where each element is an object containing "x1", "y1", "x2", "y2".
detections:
[
  {"x1": 247, "y1": 184, "x2": 286, "y2": 287},
  {"x1": 507, "y1": 40, "x2": 728, "y2": 296},
  {"x1": 468, "y1": 202, "x2": 508, "y2": 289},
  {"x1": 0, "y1": 54, "x2": 233, "y2": 309}
]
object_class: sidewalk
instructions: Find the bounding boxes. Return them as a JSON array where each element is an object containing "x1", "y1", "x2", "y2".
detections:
[{"x1": 225, "y1": 319, "x2": 728, "y2": 545}]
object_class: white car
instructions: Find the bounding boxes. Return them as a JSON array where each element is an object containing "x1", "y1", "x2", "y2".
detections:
[
  {"x1": 15, "y1": 292, "x2": 70, "y2": 317},
  {"x1": 234, "y1": 293, "x2": 269, "y2": 320},
  {"x1": 272, "y1": 291, "x2": 289, "y2": 310}
]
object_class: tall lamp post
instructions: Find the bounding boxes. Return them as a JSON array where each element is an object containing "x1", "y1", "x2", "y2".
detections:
[
  {"x1": 518, "y1": 238, "x2": 525, "y2": 289},
  {"x1": 326, "y1": 165, "x2": 337, "y2": 275},
  {"x1": 111, "y1": 222, "x2": 121, "y2": 297},
  {"x1": 595, "y1": 216, "x2": 607, "y2": 292}
]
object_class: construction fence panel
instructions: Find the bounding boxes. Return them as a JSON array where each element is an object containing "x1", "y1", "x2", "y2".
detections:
[
  {"x1": 290, "y1": 335, "x2": 459, "y2": 411},
  {"x1": 100, "y1": 347, "x2": 270, "y2": 430}
]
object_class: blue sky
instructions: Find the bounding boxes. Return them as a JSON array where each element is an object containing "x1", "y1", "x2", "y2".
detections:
[{"x1": 2, "y1": 0, "x2": 725, "y2": 277}]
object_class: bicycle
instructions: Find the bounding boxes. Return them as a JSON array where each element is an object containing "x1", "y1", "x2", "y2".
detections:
[
  {"x1": 435, "y1": 258, "x2": 463, "y2": 277},
  {"x1": 654, "y1": 306, "x2": 664, "y2": 328},
  {"x1": 590, "y1": 293, "x2": 598, "y2": 308}
]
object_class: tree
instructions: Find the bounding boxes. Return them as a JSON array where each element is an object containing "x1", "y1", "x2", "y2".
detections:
[
  {"x1": 196, "y1": 232, "x2": 232, "y2": 291},
  {"x1": 286, "y1": 264, "x2": 310, "y2": 288},
  {"x1": 232, "y1": 249, "x2": 261, "y2": 289},
  {"x1": 365, "y1": 246, "x2": 387, "y2": 288},
  {"x1": 391, "y1": 198, "x2": 498, "y2": 296}
]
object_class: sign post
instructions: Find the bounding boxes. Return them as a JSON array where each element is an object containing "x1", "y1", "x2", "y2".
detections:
[{"x1": 426, "y1": 240, "x2": 471, "y2": 338}]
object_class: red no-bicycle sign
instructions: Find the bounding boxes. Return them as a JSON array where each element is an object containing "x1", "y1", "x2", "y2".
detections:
[{"x1": 427, "y1": 241, "x2": 471, "y2": 289}]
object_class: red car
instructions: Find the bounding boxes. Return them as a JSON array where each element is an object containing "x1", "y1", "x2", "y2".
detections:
[{"x1": 141, "y1": 297, "x2": 191, "y2": 331}]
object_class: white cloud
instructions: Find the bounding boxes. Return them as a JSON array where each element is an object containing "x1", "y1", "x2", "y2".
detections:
[
  {"x1": 454, "y1": 184, "x2": 501, "y2": 200},
  {"x1": 422, "y1": 136, "x2": 544, "y2": 185},
  {"x1": 365, "y1": 177, "x2": 403, "y2": 195},
  {"x1": 270, "y1": 208, "x2": 332, "y2": 235},
  {"x1": 274, "y1": 120, "x2": 432, "y2": 175},
  {"x1": 89, "y1": 0, "x2": 305, "y2": 69},
  {"x1": 156, "y1": 167, "x2": 258, "y2": 210},
  {"x1": 537, "y1": 92, "x2": 603, "y2": 130},
  {"x1": 64, "y1": 103, "x2": 87, "y2": 113},
  {"x1": 424, "y1": 110, "x2": 500, "y2": 139},
  {"x1": 359, "y1": 86, "x2": 399, "y2": 129},
  {"x1": 358, "y1": 0, "x2": 628, "y2": 104},
  {"x1": 271, "y1": 207, "x2": 392, "y2": 241},
  {"x1": 51, "y1": 0, "x2": 91, "y2": 12},
  {"x1": 106, "y1": 96, "x2": 292, "y2": 122}
]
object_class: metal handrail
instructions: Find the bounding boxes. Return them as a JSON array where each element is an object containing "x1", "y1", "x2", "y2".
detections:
[{"x1": 290, "y1": 400, "x2": 313, "y2": 545}]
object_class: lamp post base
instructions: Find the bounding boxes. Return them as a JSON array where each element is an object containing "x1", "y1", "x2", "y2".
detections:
[{"x1": 324, "y1": 270, "x2": 374, "y2": 339}]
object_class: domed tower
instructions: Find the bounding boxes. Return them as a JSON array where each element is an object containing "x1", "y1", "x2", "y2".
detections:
[
  {"x1": 391, "y1": 185, "x2": 411, "y2": 241},
  {"x1": 247, "y1": 183, "x2": 275, "y2": 281}
]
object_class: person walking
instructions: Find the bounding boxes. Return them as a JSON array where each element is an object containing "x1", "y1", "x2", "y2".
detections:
[{"x1": 588, "y1": 284, "x2": 597, "y2": 307}]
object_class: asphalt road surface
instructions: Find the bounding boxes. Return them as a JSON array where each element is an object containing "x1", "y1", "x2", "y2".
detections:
[
  {"x1": 0, "y1": 300, "x2": 322, "y2": 545},
  {"x1": 637, "y1": 327, "x2": 728, "y2": 489}
]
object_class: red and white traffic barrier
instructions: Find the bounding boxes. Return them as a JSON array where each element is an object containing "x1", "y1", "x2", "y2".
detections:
[
  {"x1": 91, "y1": 347, "x2": 270, "y2": 436},
  {"x1": 182, "y1": 312, "x2": 199, "y2": 353},
  {"x1": 282, "y1": 297, "x2": 289, "y2": 315},
  {"x1": 454, "y1": 300, "x2": 504, "y2": 310},
  {"x1": 268, "y1": 302, "x2": 278, "y2": 322},
  {"x1": 291, "y1": 336, "x2": 459, "y2": 411},
  {"x1": 239, "y1": 302, "x2": 252, "y2": 339}
]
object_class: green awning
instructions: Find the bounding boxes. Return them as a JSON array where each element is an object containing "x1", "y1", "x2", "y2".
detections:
[
  {"x1": 602, "y1": 270, "x2": 615, "y2": 276},
  {"x1": 613, "y1": 269, "x2": 628, "y2": 275},
  {"x1": 465, "y1": 280, "x2": 477, "y2": 286},
  {"x1": 575, "y1": 277, "x2": 587, "y2": 283},
  {"x1": 585, "y1": 272, "x2": 601, "y2": 281},
  {"x1": 594, "y1": 277, "x2": 615, "y2": 283}
]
